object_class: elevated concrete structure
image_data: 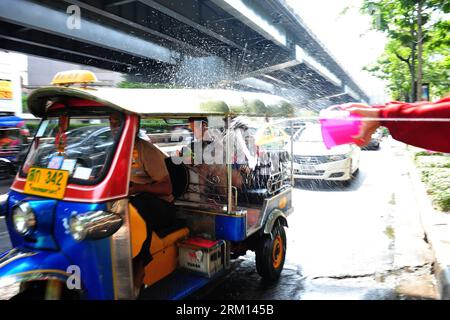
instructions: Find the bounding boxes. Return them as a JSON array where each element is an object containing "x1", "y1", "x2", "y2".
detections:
[{"x1": 0, "y1": 0, "x2": 370, "y2": 109}]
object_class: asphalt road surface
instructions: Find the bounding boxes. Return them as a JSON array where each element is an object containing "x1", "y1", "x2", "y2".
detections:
[
  {"x1": 200, "y1": 138, "x2": 436, "y2": 300},
  {"x1": 0, "y1": 138, "x2": 437, "y2": 300}
]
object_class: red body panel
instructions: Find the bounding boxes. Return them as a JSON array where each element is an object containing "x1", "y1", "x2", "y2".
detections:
[{"x1": 11, "y1": 106, "x2": 138, "y2": 203}]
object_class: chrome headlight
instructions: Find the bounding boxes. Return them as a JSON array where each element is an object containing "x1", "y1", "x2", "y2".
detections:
[
  {"x1": 327, "y1": 154, "x2": 348, "y2": 162},
  {"x1": 70, "y1": 211, "x2": 123, "y2": 242},
  {"x1": 12, "y1": 202, "x2": 37, "y2": 236}
]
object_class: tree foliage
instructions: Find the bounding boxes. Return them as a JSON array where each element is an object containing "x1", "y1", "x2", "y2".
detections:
[{"x1": 361, "y1": 0, "x2": 449, "y2": 101}]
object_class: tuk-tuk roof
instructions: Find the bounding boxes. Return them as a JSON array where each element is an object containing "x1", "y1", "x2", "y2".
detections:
[{"x1": 27, "y1": 87, "x2": 295, "y2": 118}]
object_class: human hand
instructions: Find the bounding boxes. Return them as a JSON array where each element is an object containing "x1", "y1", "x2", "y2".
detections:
[{"x1": 340, "y1": 104, "x2": 381, "y2": 147}]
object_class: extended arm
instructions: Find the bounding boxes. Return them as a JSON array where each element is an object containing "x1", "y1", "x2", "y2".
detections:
[{"x1": 346, "y1": 97, "x2": 450, "y2": 153}]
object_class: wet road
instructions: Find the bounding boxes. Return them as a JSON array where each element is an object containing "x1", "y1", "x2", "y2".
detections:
[
  {"x1": 200, "y1": 139, "x2": 437, "y2": 300},
  {"x1": 0, "y1": 139, "x2": 437, "y2": 299}
]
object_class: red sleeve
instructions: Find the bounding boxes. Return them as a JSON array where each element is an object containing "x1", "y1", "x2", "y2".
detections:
[{"x1": 378, "y1": 97, "x2": 450, "y2": 153}]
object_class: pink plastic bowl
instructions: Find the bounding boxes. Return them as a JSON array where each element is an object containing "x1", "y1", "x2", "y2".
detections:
[{"x1": 319, "y1": 111, "x2": 361, "y2": 149}]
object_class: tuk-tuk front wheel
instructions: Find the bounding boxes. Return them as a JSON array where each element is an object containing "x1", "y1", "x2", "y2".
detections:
[{"x1": 255, "y1": 223, "x2": 286, "y2": 281}]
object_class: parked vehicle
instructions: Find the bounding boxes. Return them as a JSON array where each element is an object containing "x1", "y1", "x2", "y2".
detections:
[
  {"x1": 33, "y1": 125, "x2": 113, "y2": 177},
  {"x1": 0, "y1": 70, "x2": 294, "y2": 300},
  {"x1": 0, "y1": 115, "x2": 29, "y2": 178},
  {"x1": 362, "y1": 128, "x2": 383, "y2": 150},
  {"x1": 292, "y1": 124, "x2": 360, "y2": 183}
]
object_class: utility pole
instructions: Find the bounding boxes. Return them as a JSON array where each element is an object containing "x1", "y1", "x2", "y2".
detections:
[{"x1": 416, "y1": 0, "x2": 423, "y2": 101}]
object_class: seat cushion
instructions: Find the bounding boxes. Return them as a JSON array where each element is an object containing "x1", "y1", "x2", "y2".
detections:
[
  {"x1": 130, "y1": 204, "x2": 189, "y2": 256},
  {"x1": 158, "y1": 227, "x2": 189, "y2": 251}
]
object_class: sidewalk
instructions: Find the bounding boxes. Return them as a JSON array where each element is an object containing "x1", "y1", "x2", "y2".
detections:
[{"x1": 406, "y1": 146, "x2": 450, "y2": 300}]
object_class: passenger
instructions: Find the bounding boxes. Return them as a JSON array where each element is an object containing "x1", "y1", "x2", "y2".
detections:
[
  {"x1": 111, "y1": 115, "x2": 176, "y2": 295},
  {"x1": 181, "y1": 117, "x2": 210, "y2": 165},
  {"x1": 179, "y1": 117, "x2": 217, "y2": 201},
  {"x1": 181, "y1": 116, "x2": 256, "y2": 203}
]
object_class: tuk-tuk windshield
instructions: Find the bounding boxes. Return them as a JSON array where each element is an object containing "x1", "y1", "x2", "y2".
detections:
[{"x1": 20, "y1": 111, "x2": 124, "y2": 185}]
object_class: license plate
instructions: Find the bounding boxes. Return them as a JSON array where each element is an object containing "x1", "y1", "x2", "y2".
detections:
[
  {"x1": 24, "y1": 167, "x2": 69, "y2": 200},
  {"x1": 299, "y1": 165, "x2": 315, "y2": 172}
]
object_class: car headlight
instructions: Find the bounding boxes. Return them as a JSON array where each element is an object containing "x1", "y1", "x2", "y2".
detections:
[
  {"x1": 326, "y1": 154, "x2": 348, "y2": 162},
  {"x1": 70, "y1": 211, "x2": 123, "y2": 242},
  {"x1": 12, "y1": 202, "x2": 37, "y2": 236}
]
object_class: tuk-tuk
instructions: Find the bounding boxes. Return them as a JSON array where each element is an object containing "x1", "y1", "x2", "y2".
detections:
[{"x1": 0, "y1": 71, "x2": 294, "y2": 300}]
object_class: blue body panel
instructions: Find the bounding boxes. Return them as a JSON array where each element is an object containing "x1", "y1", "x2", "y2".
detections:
[
  {"x1": 53, "y1": 200, "x2": 114, "y2": 300},
  {"x1": 2, "y1": 191, "x2": 115, "y2": 300},
  {"x1": 140, "y1": 269, "x2": 226, "y2": 300},
  {"x1": 7, "y1": 192, "x2": 52, "y2": 249},
  {"x1": 215, "y1": 215, "x2": 246, "y2": 241},
  {"x1": 7, "y1": 192, "x2": 59, "y2": 250},
  {"x1": 0, "y1": 249, "x2": 71, "y2": 279}
]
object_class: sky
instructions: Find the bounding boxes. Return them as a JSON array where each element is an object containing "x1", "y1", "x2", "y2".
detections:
[{"x1": 285, "y1": 0, "x2": 390, "y2": 103}]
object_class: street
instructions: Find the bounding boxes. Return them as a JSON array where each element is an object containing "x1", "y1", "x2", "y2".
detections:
[
  {"x1": 200, "y1": 138, "x2": 437, "y2": 300},
  {"x1": 0, "y1": 139, "x2": 437, "y2": 300}
]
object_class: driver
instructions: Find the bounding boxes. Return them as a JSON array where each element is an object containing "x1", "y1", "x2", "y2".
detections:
[{"x1": 110, "y1": 114, "x2": 176, "y2": 295}]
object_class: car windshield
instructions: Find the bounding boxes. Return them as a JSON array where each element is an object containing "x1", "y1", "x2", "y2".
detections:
[
  {"x1": 294, "y1": 126, "x2": 323, "y2": 143},
  {"x1": 65, "y1": 125, "x2": 107, "y2": 145},
  {"x1": 20, "y1": 112, "x2": 123, "y2": 185}
]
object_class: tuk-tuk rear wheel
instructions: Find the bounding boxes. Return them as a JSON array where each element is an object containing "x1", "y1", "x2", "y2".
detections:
[{"x1": 255, "y1": 222, "x2": 286, "y2": 281}]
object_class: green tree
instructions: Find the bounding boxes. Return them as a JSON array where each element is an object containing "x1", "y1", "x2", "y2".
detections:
[
  {"x1": 361, "y1": 0, "x2": 449, "y2": 101},
  {"x1": 22, "y1": 94, "x2": 28, "y2": 113}
]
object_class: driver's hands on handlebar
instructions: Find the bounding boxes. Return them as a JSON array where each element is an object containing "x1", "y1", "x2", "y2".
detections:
[{"x1": 340, "y1": 103, "x2": 382, "y2": 147}]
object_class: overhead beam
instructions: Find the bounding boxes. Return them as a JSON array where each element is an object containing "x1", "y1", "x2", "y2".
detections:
[
  {"x1": 210, "y1": 0, "x2": 287, "y2": 47},
  {"x1": 0, "y1": 0, "x2": 178, "y2": 64},
  {"x1": 295, "y1": 46, "x2": 342, "y2": 87},
  {"x1": 0, "y1": 38, "x2": 135, "y2": 74},
  {"x1": 105, "y1": 0, "x2": 136, "y2": 8},
  {"x1": 137, "y1": 0, "x2": 246, "y2": 51},
  {"x1": 62, "y1": 0, "x2": 208, "y2": 56},
  {"x1": 0, "y1": 34, "x2": 133, "y2": 68},
  {"x1": 265, "y1": 0, "x2": 369, "y2": 102},
  {"x1": 236, "y1": 77, "x2": 275, "y2": 93},
  {"x1": 234, "y1": 59, "x2": 302, "y2": 81},
  {"x1": 261, "y1": 74, "x2": 297, "y2": 89},
  {"x1": 344, "y1": 85, "x2": 361, "y2": 101}
]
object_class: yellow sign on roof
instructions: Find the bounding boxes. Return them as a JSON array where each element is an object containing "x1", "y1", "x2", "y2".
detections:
[{"x1": 51, "y1": 70, "x2": 98, "y2": 86}]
